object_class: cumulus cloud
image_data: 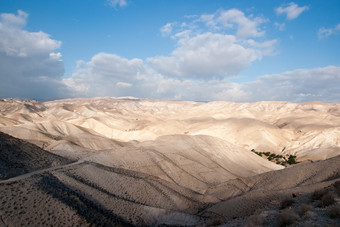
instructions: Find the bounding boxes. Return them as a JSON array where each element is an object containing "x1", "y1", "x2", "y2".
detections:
[
  {"x1": 318, "y1": 23, "x2": 340, "y2": 39},
  {"x1": 160, "y1": 23, "x2": 175, "y2": 37},
  {"x1": 64, "y1": 8, "x2": 282, "y2": 99},
  {"x1": 3, "y1": 9, "x2": 336, "y2": 103},
  {"x1": 274, "y1": 22, "x2": 286, "y2": 31},
  {"x1": 148, "y1": 32, "x2": 276, "y2": 79},
  {"x1": 107, "y1": 0, "x2": 127, "y2": 8},
  {"x1": 63, "y1": 53, "x2": 146, "y2": 97},
  {"x1": 116, "y1": 82, "x2": 132, "y2": 88},
  {"x1": 148, "y1": 9, "x2": 275, "y2": 80},
  {"x1": 0, "y1": 10, "x2": 68, "y2": 100},
  {"x1": 0, "y1": 9, "x2": 27, "y2": 27},
  {"x1": 198, "y1": 9, "x2": 266, "y2": 38},
  {"x1": 275, "y1": 2, "x2": 309, "y2": 20},
  {"x1": 64, "y1": 50, "x2": 340, "y2": 102},
  {"x1": 237, "y1": 66, "x2": 340, "y2": 102}
]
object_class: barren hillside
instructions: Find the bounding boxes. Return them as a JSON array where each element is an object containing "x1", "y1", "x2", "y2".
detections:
[
  {"x1": 0, "y1": 97, "x2": 339, "y2": 161},
  {"x1": 0, "y1": 97, "x2": 339, "y2": 226}
]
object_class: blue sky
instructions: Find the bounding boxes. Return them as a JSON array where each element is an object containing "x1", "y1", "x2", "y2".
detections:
[{"x1": 1, "y1": 0, "x2": 340, "y2": 102}]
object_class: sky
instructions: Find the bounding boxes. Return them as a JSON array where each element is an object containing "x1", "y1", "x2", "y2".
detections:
[{"x1": 0, "y1": 0, "x2": 340, "y2": 102}]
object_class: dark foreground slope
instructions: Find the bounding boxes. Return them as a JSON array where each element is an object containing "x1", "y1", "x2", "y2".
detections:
[
  {"x1": 0, "y1": 131, "x2": 71, "y2": 180},
  {"x1": 0, "y1": 133, "x2": 339, "y2": 226}
]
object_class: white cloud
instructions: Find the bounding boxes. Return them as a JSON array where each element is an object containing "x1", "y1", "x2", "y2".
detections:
[
  {"x1": 65, "y1": 48, "x2": 339, "y2": 102},
  {"x1": 198, "y1": 9, "x2": 266, "y2": 38},
  {"x1": 63, "y1": 53, "x2": 146, "y2": 97},
  {"x1": 65, "y1": 8, "x2": 279, "y2": 97},
  {"x1": 146, "y1": 8, "x2": 275, "y2": 80},
  {"x1": 116, "y1": 81, "x2": 132, "y2": 88},
  {"x1": 217, "y1": 9, "x2": 266, "y2": 38},
  {"x1": 318, "y1": 23, "x2": 340, "y2": 39},
  {"x1": 107, "y1": 0, "x2": 127, "y2": 8},
  {"x1": 237, "y1": 66, "x2": 340, "y2": 102},
  {"x1": 0, "y1": 13, "x2": 61, "y2": 57},
  {"x1": 336, "y1": 24, "x2": 340, "y2": 30},
  {"x1": 275, "y1": 2, "x2": 309, "y2": 20},
  {"x1": 0, "y1": 9, "x2": 28, "y2": 27},
  {"x1": 148, "y1": 32, "x2": 276, "y2": 79},
  {"x1": 160, "y1": 23, "x2": 175, "y2": 37},
  {"x1": 0, "y1": 10, "x2": 68, "y2": 100},
  {"x1": 274, "y1": 22, "x2": 286, "y2": 31},
  {"x1": 178, "y1": 65, "x2": 340, "y2": 102}
]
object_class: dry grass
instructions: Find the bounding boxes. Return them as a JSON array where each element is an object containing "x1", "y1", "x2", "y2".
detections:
[
  {"x1": 246, "y1": 214, "x2": 265, "y2": 227},
  {"x1": 299, "y1": 203, "x2": 313, "y2": 216},
  {"x1": 277, "y1": 209, "x2": 299, "y2": 227},
  {"x1": 333, "y1": 180, "x2": 340, "y2": 196},
  {"x1": 205, "y1": 217, "x2": 225, "y2": 226},
  {"x1": 311, "y1": 188, "x2": 327, "y2": 201},
  {"x1": 318, "y1": 192, "x2": 336, "y2": 208},
  {"x1": 280, "y1": 198, "x2": 295, "y2": 209},
  {"x1": 328, "y1": 205, "x2": 340, "y2": 219}
]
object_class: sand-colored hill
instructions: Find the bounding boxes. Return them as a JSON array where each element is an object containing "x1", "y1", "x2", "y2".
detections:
[
  {"x1": 0, "y1": 97, "x2": 339, "y2": 161},
  {"x1": 83, "y1": 134, "x2": 283, "y2": 193},
  {"x1": 0, "y1": 131, "x2": 71, "y2": 180},
  {"x1": 0, "y1": 132, "x2": 339, "y2": 226},
  {"x1": 0, "y1": 97, "x2": 339, "y2": 225}
]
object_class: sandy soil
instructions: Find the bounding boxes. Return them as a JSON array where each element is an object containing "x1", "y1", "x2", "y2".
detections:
[
  {"x1": 0, "y1": 98, "x2": 339, "y2": 161},
  {"x1": 0, "y1": 97, "x2": 339, "y2": 226}
]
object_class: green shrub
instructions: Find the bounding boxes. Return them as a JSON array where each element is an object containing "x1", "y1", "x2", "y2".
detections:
[{"x1": 287, "y1": 155, "x2": 297, "y2": 164}]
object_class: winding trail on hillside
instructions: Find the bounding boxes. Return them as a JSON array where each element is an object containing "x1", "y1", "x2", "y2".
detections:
[{"x1": 0, "y1": 160, "x2": 84, "y2": 184}]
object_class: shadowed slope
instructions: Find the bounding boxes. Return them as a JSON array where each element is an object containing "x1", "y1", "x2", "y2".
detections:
[
  {"x1": 0, "y1": 131, "x2": 71, "y2": 180},
  {"x1": 0, "y1": 133, "x2": 338, "y2": 226}
]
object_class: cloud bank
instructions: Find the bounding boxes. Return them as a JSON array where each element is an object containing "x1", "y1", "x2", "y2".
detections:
[
  {"x1": 65, "y1": 53, "x2": 340, "y2": 102},
  {"x1": 0, "y1": 10, "x2": 68, "y2": 100},
  {"x1": 1, "y1": 9, "x2": 339, "y2": 103}
]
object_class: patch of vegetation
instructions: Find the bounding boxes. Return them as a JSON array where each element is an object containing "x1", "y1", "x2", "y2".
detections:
[
  {"x1": 328, "y1": 205, "x2": 340, "y2": 219},
  {"x1": 318, "y1": 192, "x2": 336, "y2": 208},
  {"x1": 251, "y1": 149, "x2": 298, "y2": 167},
  {"x1": 287, "y1": 155, "x2": 297, "y2": 165},
  {"x1": 277, "y1": 209, "x2": 299, "y2": 227},
  {"x1": 333, "y1": 180, "x2": 340, "y2": 196},
  {"x1": 311, "y1": 189, "x2": 327, "y2": 201},
  {"x1": 299, "y1": 204, "x2": 313, "y2": 216},
  {"x1": 280, "y1": 198, "x2": 295, "y2": 209},
  {"x1": 246, "y1": 214, "x2": 265, "y2": 227}
]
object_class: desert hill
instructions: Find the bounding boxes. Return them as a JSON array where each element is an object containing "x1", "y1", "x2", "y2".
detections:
[
  {"x1": 0, "y1": 131, "x2": 71, "y2": 180},
  {"x1": 0, "y1": 131, "x2": 339, "y2": 226},
  {"x1": 0, "y1": 97, "x2": 339, "y2": 225},
  {"x1": 0, "y1": 97, "x2": 339, "y2": 161}
]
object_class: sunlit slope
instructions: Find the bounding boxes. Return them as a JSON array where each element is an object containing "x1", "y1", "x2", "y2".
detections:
[
  {"x1": 0, "y1": 131, "x2": 338, "y2": 226},
  {"x1": 84, "y1": 135, "x2": 283, "y2": 193},
  {"x1": 0, "y1": 98, "x2": 339, "y2": 161}
]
